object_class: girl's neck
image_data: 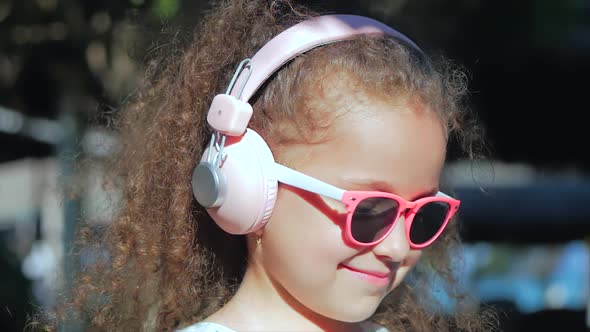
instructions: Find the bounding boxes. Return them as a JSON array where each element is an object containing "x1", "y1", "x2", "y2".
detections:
[{"x1": 205, "y1": 263, "x2": 366, "y2": 332}]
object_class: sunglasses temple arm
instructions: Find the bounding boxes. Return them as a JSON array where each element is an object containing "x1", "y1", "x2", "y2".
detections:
[
  {"x1": 271, "y1": 163, "x2": 345, "y2": 201},
  {"x1": 435, "y1": 191, "x2": 452, "y2": 198}
]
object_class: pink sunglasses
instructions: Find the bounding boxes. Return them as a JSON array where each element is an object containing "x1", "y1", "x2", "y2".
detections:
[{"x1": 272, "y1": 163, "x2": 460, "y2": 249}]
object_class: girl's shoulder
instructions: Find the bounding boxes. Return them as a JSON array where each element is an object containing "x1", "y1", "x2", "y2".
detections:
[{"x1": 177, "y1": 322, "x2": 237, "y2": 332}]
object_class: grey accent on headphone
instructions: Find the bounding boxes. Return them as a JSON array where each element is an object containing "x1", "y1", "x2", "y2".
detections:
[
  {"x1": 192, "y1": 162, "x2": 226, "y2": 208},
  {"x1": 225, "y1": 58, "x2": 252, "y2": 97}
]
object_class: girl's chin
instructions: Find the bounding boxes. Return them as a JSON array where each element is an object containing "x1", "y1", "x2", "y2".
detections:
[{"x1": 315, "y1": 301, "x2": 381, "y2": 324}]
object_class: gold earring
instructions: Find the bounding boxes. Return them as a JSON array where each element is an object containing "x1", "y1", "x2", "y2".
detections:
[{"x1": 256, "y1": 235, "x2": 262, "y2": 246}]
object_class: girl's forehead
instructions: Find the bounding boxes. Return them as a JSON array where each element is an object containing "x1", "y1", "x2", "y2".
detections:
[{"x1": 280, "y1": 97, "x2": 447, "y2": 198}]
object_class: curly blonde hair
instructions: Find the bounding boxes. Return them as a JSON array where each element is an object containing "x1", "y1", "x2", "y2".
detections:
[{"x1": 43, "y1": 1, "x2": 496, "y2": 331}]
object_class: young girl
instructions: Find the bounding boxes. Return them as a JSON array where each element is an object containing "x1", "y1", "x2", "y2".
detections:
[{"x1": 53, "y1": 0, "x2": 494, "y2": 331}]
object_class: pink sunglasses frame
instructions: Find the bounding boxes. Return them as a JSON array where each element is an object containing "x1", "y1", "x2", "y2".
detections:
[
  {"x1": 342, "y1": 191, "x2": 460, "y2": 249},
  {"x1": 271, "y1": 162, "x2": 460, "y2": 249}
]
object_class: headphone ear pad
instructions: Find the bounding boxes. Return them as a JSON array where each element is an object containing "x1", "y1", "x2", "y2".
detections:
[{"x1": 200, "y1": 129, "x2": 278, "y2": 234}]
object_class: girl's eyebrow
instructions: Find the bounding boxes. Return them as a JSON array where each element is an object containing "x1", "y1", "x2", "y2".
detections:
[{"x1": 344, "y1": 178, "x2": 438, "y2": 200}]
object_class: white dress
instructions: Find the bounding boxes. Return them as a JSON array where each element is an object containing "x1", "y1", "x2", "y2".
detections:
[
  {"x1": 177, "y1": 322, "x2": 237, "y2": 332},
  {"x1": 178, "y1": 321, "x2": 389, "y2": 332}
]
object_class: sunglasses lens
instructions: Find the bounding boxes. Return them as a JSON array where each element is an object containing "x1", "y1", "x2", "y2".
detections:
[
  {"x1": 409, "y1": 201, "x2": 450, "y2": 245},
  {"x1": 351, "y1": 197, "x2": 399, "y2": 243}
]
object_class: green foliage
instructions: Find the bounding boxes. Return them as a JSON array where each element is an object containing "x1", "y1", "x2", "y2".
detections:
[{"x1": 152, "y1": 0, "x2": 179, "y2": 18}]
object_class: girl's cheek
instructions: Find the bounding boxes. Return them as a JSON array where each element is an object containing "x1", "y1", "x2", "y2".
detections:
[
  {"x1": 405, "y1": 250, "x2": 422, "y2": 267},
  {"x1": 387, "y1": 251, "x2": 422, "y2": 292}
]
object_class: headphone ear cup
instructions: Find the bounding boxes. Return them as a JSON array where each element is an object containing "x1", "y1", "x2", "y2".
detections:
[{"x1": 195, "y1": 129, "x2": 278, "y2": 234}]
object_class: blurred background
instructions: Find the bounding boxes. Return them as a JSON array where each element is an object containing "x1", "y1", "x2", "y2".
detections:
[{"x1": 0, "y1": 0, "x2": 589, "y2": 331}]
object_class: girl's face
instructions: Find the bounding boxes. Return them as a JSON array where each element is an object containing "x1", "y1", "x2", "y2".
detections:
[{"x1": 258, "y1": 93, "x2": 447, "y2": 322}]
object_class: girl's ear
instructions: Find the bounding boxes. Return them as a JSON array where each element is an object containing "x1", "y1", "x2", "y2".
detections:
[
  {"x1": 255, "y1": 231, "x2": 264, "y2": 247},
  {"x1": 245, "y1": 230, "x2": 265, "y2": 256}
]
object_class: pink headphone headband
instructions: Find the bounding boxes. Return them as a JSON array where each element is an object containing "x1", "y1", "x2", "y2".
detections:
[
  {"x1": 195, "y1": 14, "x2": 424, "y2": 233},
  {"x1": 230, "y1": 14, "x2": 421, "y2": 102}
]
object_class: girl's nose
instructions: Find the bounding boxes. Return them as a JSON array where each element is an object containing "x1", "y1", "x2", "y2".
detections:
[{"x1": 372, "y1": 216, "x2": 411, "y2": 262}]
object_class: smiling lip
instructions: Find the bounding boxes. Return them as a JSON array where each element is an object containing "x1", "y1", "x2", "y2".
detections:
[
  {"x1": 340, "y1": 265, "x2": 389, "y2": 278},
  {"x1": 339, "y1": 264, "x2": 391, "y2": 285}
]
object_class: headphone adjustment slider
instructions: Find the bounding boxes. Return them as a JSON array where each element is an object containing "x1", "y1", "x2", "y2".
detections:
[{"x1": 207, "y1": 94, "x2": 253, "y2": 136}]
